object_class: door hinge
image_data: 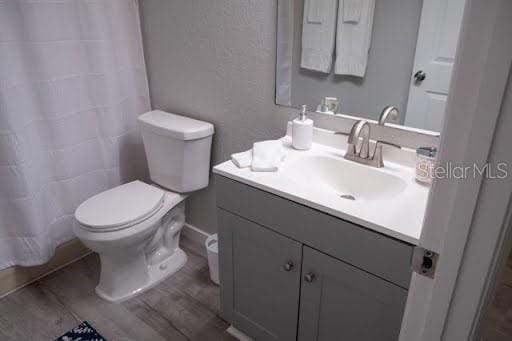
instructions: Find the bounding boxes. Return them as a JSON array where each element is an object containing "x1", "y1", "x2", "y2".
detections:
[{"x1": 411, "y1": 246, "x2": 439, "y2": 278}]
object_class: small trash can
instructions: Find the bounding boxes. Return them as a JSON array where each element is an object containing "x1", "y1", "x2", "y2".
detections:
[{"x1": 205, "y1": 234, "x2": 220, "y2": 285}]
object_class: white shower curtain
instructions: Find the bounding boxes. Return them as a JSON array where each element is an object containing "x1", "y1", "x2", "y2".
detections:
[{"x1": 0, "y1": 0, "x2": 151, "y2": 269}]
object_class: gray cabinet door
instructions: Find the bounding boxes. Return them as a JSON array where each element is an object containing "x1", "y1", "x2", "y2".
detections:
[
  {"x1": 218, "y1": 209, "x2": 302, "y2": 340},
  {"x1": 298, "y1": 246, "x2": 408, "y2": 341}
]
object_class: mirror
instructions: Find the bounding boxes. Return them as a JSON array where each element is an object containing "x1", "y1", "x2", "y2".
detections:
[{"x1": 276, "y1": 0, "x2": 466, "y2": 132}]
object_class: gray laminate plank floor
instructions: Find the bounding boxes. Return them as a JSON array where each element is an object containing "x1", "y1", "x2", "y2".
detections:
[
  {"x1": 481, "y1": 251, "x2": 512, "y2": 340},
  {"x1": 0, "y1": 238, "x2": 236, "y2": 341}
]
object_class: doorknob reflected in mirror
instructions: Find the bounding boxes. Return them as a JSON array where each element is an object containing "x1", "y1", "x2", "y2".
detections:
[{"x1": 414, "y1": 70, "x2": 427, "y2": 82}]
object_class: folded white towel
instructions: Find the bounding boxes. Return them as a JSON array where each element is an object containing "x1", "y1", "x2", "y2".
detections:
[
  {"x1": 231, "y1": 150, "x2": 253, "y2": 168},
  {"x1": 307, "y1": 0, "x2": 324, "y2": 23},
  {"x1": 301, "y1": 0, "x2": 338, "y2": 73},
  {"x1": 335, "y1": 0, "x2": 375, "y2": 77},
  {"x1": 343, "y1": 0, "x2": 363, "y2": 23},
  {"x1": 251, "y1": 140, "x2": 285, "y2": 172}
]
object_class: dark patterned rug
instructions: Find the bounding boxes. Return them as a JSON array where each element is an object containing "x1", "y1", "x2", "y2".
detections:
[{"x1": 54, "y1": 321, "x2": 106, "y2": 341}]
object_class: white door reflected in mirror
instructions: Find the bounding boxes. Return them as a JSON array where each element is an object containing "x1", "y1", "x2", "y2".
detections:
[{"x1": 404, "y1": 0, "x2": 466, "y2": 132}]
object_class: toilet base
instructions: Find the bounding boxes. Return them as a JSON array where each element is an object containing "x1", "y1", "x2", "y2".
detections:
[{"x1": 95, "y1": 248, "x2": 187, "y2": 303}]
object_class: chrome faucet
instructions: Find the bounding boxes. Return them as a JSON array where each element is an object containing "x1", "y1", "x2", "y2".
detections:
[
  {"x1": 345, "y1": 120, "x2": 371, "y2": 161},
  {"x1": 379, "y1": 106, "x2": 399, "y2": 125},
  {"x1": 336, "y1": 118, "x2": 401, "y2": 168}
]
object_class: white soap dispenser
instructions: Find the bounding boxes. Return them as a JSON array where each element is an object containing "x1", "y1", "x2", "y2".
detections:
[{"x1": 292, "y1": 105, "x2": 313, "y2": 150}]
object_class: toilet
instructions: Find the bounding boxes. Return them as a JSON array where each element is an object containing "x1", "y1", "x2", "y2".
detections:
[{"x1": 74, "y1": 110, "x2": 214, "y2": 303}]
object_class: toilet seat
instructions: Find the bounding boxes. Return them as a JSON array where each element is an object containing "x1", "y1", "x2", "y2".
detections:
[{"x1": 75, "y1": 181, "x2": 165, "y2": 232}]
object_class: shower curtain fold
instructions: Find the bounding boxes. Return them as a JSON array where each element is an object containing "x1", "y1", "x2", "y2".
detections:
[{"x1": 0, "y1": 0, "x2": 151, "y2": 269}]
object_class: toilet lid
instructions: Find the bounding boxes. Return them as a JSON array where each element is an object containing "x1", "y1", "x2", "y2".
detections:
[{"x1": 75, "y1": 181, "x2": 165, "y2": 231}]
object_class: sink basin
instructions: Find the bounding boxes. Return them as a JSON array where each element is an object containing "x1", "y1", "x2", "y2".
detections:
[
  {"x1": 282, "y1": 155, "x2": 407, "y2": 201},
  {"x1": 213, "y1": 129, "x2": 431, "y2": 244},
  {"x1": 213, "y1": 127, "x2": 430, "y2": 245}
]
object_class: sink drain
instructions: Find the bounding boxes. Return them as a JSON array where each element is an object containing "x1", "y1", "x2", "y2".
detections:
[{"x1": 339, "y1": 194, "x2": 356, "y2": 201}]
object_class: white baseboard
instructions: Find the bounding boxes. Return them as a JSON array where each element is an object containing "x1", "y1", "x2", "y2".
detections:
[
  {"x1": 183, "y1": 222, "x2": 211, "y2": 244},
  {"x1": 226, "y1": 326, "x2": 253, "y2": 341},
  {"x1": 182, "y1": 222, "x2": 212, "y2": 257}
]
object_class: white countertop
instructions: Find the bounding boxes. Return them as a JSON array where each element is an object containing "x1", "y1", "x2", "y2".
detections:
[{"x1": 213, "y1": 125, "x2": 430, "y2": 245}]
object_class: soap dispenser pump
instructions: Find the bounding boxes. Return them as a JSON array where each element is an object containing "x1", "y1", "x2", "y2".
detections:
[{"x1": 292, "y1": 105, "x2": 313, "y2": 150}]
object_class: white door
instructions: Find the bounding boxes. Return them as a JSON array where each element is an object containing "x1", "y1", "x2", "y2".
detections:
[
  {"x1": 399, "y1": 0, "x2": 512, "y2": 340},
  {"x1": 404, "y1": 0, "x2": 466, "y2": 132}
]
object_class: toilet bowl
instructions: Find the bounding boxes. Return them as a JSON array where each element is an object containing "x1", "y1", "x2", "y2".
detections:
[
  {"x1": 74, "y1": 110, "x2": 214, "y2": 302},
  {"x1": 74, "y1": 181, "x2": 187, "y2": 302}
]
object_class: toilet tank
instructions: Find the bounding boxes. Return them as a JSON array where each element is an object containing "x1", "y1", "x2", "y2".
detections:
[{"x1": 138, "y1": 110, "x2": 214, "y2": 193}]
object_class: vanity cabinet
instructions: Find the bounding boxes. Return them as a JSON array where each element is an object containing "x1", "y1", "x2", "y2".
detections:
[
  {"x1": 218, "y1": 209, "x2": 302, "y2": 340},
  {"x1": 216, "y1": 175, "x2": 413, "y2": 341},
  {"x1": 298, "y1": 247, "x2": 407, "y2": 341}
]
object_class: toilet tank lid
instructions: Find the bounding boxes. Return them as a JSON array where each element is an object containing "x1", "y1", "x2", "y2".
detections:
[{"x1": 138, "y1": 110, "x2": 214, "y2": 140}]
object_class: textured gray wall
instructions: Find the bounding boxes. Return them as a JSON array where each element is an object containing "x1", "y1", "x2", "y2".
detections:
[
  {"x1": 138, "y1": 0, "x2": 293, "y2": 233},
  {"x1": 290, "y1": 0, "x2": 423, "y2": 122},
  {"x1": 138, "y1": 0, "x2": 432, "y2": 234}
]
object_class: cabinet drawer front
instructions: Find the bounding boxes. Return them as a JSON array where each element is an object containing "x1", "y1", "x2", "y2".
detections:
[
  {"x1": 216, "y1": 175, "x2": 413, "y2": 288},
  {"x1": 218, "y1": 209, "x2": 302, "y2": 341},
  {"x1": 299, "y1": 246, "x2": 408, "y2": 341}
]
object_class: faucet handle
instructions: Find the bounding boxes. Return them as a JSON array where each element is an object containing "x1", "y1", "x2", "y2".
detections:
[
  {"x1": 371, "y1": 140, "x2": 402, "y2": 168},
  {"x1": 375, "y1": 140, "x2": 401, "y2": 149}
]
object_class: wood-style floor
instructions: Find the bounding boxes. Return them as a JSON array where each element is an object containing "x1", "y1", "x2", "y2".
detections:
[
  {"x1": 5, "y1": 236, "x2": 512, "y2": 341},
  {"x1": 0, "y1": 238, "x2": 236, "y2": 341},
  {"x1": 481, "y1": 251, "x2": 512, "y2": 340}
]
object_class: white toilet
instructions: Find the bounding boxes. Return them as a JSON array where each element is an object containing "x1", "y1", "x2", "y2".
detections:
[{"x1": 74, "y1": 110, "x2": 214, "y2": 303}]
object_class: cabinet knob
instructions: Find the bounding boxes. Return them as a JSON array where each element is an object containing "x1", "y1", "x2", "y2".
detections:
[
  {"x1": 283, "y1": 261, "x2": 294, "y2": 272},
  {"x1": 304, "y1": 272, "x2": 316, "y2": 282}
]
